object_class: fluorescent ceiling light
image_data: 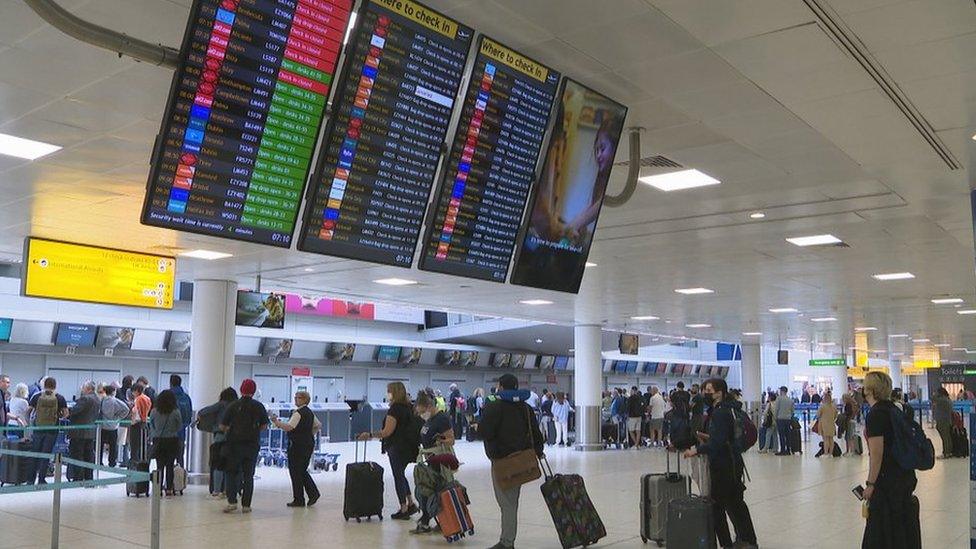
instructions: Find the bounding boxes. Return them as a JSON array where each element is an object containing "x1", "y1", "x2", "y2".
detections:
[
  {"x1": 855, "y1": 326, "x2": 877, "y2": 332},
  {"x1": 892, "y1": 352, "x2": 904, "y2": 356},
  {"x1": 639, "y1": 169, "x2": 720, "y2": 191},
  {"x1": 957, "y1": 309, "x2": 976, "y2": 315},
  {"x1": 749, "y1": 212, "x2": 765, "y2": 219},
  {"x1": 303, "y1": 267, "x2": 314, "y2": 272},
  {"x1": 742, "y1": 332, "x2": 762, "y2": 336},
  {"x1": 769, "y1": 307, "x2": 798, "y2": 313},
  {"x1": 585, "y1": 262, "x2": 597, "y2": 268},
  {"x1": 953, "y1": 347, "x2": 968, "y2": 352},
  {"x1": 872, "y1": 272, "x2": 915, "y2": 281},
  {"x1": 869, "y1": 349, "x2": 887, "y2": 354},
  {"x1": 888, "y1": 334, "x2": 909, "y2": 338},
  {"x1": 675, "y1": 287, "x2": 714, "y2": 295},
  {"x1": 787, "y1": 337, "x2": 806, "y2": 342},
  {"x1": 179, "y1": 249, "x2": 232, "y2": 260},
  {"x1": 685, "y1": 323, "x2": 711, "y2": 328},
  {"x1": 811, "y1": 317, "x2": 837, "y2": 322},
  {"x1": 931, "y1": 298, "x2": 963, "y2": 304},
  {"x1": 373, "y1": 278, "x2": 418, "y2": 286},
  {"x1": 631, "y1": 315, "x2": 659, "y2": 321},
  {"x1": 819, "y1": 342, "x2": 836, "y2": 346},
  {"x1": 934, "y1": 343, "x2": 951, "y2": 348},
  {"x1": 520, "y1": 299, "x2": 553, "y2": 306},
  {"x1": 786, "y1": 234, "x2": 842, "y2": 247},
  {"x1": 912, "y1": 338, "x2": 930, "y2": 343},
  {"x1": 0, "y1": 132, "x2": 61, "y2": 160}
]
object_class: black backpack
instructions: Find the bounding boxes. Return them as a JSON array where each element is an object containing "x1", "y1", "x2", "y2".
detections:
[{"x1": 405, "y1": 413, "x2": 424, "y2": 461}]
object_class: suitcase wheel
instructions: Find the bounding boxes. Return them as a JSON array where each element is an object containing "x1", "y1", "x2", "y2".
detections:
[
  {"x1": 356, "y1": 518, "x2": 361, "y2": 523},
  {"x1": 656, "y1": 541, "x2": 663, "y2": 547}
]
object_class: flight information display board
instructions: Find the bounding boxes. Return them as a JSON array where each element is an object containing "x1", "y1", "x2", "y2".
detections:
[
  {"x1": 141, "y1": 0, "x2": 352, "y2": 247},
  {"x1": 418, "y1": 37, "x2": 559, "y2": 281},
  {"x1": 299, "y1": 0, "x2": 473, "y2": 266}
]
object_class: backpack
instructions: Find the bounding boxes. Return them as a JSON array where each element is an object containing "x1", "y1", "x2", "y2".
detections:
[
  {"x1": 889, "y1": 406, "x2": 935, "y2": 471},
  {"x1": 465, "y1": 397, "x2": 478, "y2": 415},
  {"x1": 405, "y1": 414, "x2": 424, "y2": 461},
  {"x1": 195, "y1": 402, "x2": 222, "y2": 433},
  {"x1": 454, "y1": 397, "x2": 466, "y2": 414},
  {"x1": 667, "y1": 409, "x2": 694, "y2": 450},
  {"x1": 36, "y1": 391, "x2": 60, "y2": 426},
  {"x1": 729, "y1": 405, "x2": 758, "y2": 453},
  {"x1": 227, "y1": 400, "x2": 262, "y2": 442}
]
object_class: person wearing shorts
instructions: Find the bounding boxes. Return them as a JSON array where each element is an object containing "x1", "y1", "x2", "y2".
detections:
[
  {"x1": 648, "y1": 387, "x2": 666, "y2": 447},
  {"x1": 626, "y1": 387, "x2": 645, "y2": 448}
]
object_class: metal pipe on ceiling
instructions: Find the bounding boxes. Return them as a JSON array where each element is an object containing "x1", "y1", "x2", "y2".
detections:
[
  {"x1": 603, "y1": 127, "x2": 643, "y2": 208},
  {"x1": 24, "y1": 0, "x2": 180, "y2": 69}
]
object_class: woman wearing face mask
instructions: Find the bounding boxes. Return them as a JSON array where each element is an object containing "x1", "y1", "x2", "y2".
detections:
[
  {"x1": 357, "y1": 382, "x2": 418, "y2": 519},
  {"x1": 410, "y1": 391, "x2": 455, "y2": 535}
]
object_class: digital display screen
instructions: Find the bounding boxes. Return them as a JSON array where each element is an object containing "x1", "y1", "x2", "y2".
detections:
[
  {"x1": 619, "y1": 333, "x2": 639, "y2": 355},
  {"x1": 511, "y1": 354, "x2": 526, "y2": 369},
  {"x1": 142, "y1": 0, "x2": 351, "y2": 247},
  {"x1": 655, "y1": 362, "x2": 668, "y2": 375},
  {"x1": 460, "y1": 351, "x2": 479, "y2": 367},
  {"x1": 491, "y1": 353, "x2": 511, "y2": 368},
  {"x1": 299, "y1": 0, "x2": 473, "y2": 266},
  {"x1": 326, "y1": 342, "x2": 356, "y2": 360},
  {"x1": 0, "y1": 318, "x2": 12, "y2": 343},
  {"x1": 538, "y1": 355, "x2": 556, "y2": 369},
  {"x1": 96, "y1": 327, "x2": 135, "y2": 349},
  {"x1": 23, "y1": 238, "x2": 175, "y2": 309},
  {"x1": 262, "y1": 338, "x2": 293, "y2": 358},
  {"x1": 554, "y1": 356, "x2": 569, "y2": 370},
  {"x1": 511, "y1": 79, "x2": 628, "y2": 293},
  {"x1": 401, "y1": 347, "x2": 422, "y2": 364},
  {"x1": 236, "y1": 291, "x2": 286, "y2": 328},
  {"x1": 437, "y1": 350, "x2": 461, "y2": 365},
  {"x1": 376, "y1": 345, "x2": 401, "y2": 362},
  {"x1": 418, "y1": 36, "x2": 559, "y2": 281},
  {"x1": 167, "y1": 331, "x2": 192, "y2": 353},
  {"x1": 55, "y1": 324, "x2": 97, "y2": 347}
]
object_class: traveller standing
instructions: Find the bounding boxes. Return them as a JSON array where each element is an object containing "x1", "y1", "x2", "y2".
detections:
[
  {"x1": 861, "y1": 371, "x2": 920, "y2": 548},
  {"x1": 480, "y1": 374, "x2": 545, "y2": 549},
  {"x1": 932, "y1": 388, "x2": 954, "y2": 458},
  {"x1": 624, "y1": 386, "x2": 644, "y2": 449},
  {"x1": 648, "y1": 387, "x2": 666, "y2": 448},
  {"x1": 220, "y1": 379, "x2": 270, "y2": 513},
  {"x1": 98, "y1": 385, "x2": 131, "y2": 467},
  {"x1": 690, "y1": 384, "x2": 705, "y2": 434},
  {"x1": 0, "y1": 374, "x2": 9, "y2": 427},
  {"x1": 27, "y1": 377, "x2": 68, "y2": 484},
  {"x1": 683, "y1": 378, "x2": 758, "y2": 549},
  {"x1": 169, "y1": 375, "x2": 193, "y2": 467},
  {"x1": 67, "y1": 381, "x2": 99, "y2": 481},
  {"x1": 410, "y1": 391, "x2": 455, "y2": 535},
  {"x1": 773, "y1": 386, "x2": 795, "y2": 456},
  {"x1": 136, "y1": 376, "x2": 156, "y2": 404},
  {"x1": 357, "y1": 381, "x2": 419, "y2": 519},
  {"x1": 816, "y1": 391, "x2": 838, "y2": 458},
  {"x1": 129, "y1": 383, "x2": 153, "y2": 462},
  {"x1": 448, "y1": 383, "x2": 465, "y2": 439},
  {"x1": 271, "y1": 390, "x2": 321, "y2": 507},
  {"x1": 148, "y1": 390, "x2": 182, "y2": 497},
  {"x1": 197, "y1": 387, "x2": 237, "y2": 497},
  {"x1": 550, "y1": 392, "x2": 573, "y2": 446},
  {"x1": 759, "y1": 393, "x2": 778, "y2": 454}
]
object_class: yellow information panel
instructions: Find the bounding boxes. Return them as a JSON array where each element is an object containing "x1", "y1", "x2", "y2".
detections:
[{"x1": 23, "y1": 238, "x2": 175, "y2": 309}]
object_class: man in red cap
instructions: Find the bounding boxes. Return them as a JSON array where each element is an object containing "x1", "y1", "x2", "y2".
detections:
[{"x1": 219, "y1": 378, "x2": 270, "y2": 513}]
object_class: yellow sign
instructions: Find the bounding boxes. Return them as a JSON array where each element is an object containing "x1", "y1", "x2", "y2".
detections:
[
  {"x1": 373, "y1": 0, "x2": 460, "y2": 39},
  {"x1": 23, "y1": 238, "x2": 175, "y2": 309},
  {"x1": 854, "y1": 332, "x2": 868, "y2": 367},
  {"x1": 480, "y1": 37, "x2": 550, "y2": 83}
]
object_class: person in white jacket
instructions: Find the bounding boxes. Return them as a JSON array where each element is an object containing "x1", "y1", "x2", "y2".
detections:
[{"x1": 550, "y1": 392, "x2": 574, "y2": 446}]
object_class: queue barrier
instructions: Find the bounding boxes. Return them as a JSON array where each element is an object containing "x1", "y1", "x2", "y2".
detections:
[{"x1": 0, "y1": 423, "x2": 161, "y2": 549}]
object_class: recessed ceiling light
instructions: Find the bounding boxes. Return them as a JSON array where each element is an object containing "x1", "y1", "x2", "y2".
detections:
[
  {"x1": 742, "y1": 331, "x2": 762, "y2": 336},
  {"x1": 786, "y1": 234, "x2": 842, "y2": 247},
  {"x1": 303, "y1": 267, "x2": 314, "y2": 272},
  {"x1": 855, "y1": 326, "x2": 877, "y2": 332},
  {"x1": 811, "y1": 317, "x2": 837, "y2": 322},
  {"x1": 820, "y1": 342, "x2": 837, "y2": 346},
  {"x1": 889, "y1": 334, "x2": 909, "y2": 338},
  {"x1": 953, "y1": 347, "x2": 968, "y2": 352},
  {"x1": 892, "y1": 352, "x2": 904, "y2": 356},
  {"x1": 179, "y1": 249, "x2": 232, "y2": 260},
  {"x1": 0, "y1": 132, "x2": 61, "y2": 160},
  {"x1": 686, "y1": 323, "x2": 711, "y2": 328},
  {"x1": 534, "y1": 338, "x2": 543, "y2": 344},
  {"x1": 931, "y1": 298, "x2": 963, "y2": 304},
  {"x1": 520, "y1": 299, "x2": 553, "y2": 306},
  {"x1": 912, "y1": 338, "x2": 930, "y2": 343},
  {"x1": 769, "y1": 307, "x2": 798, "y2": 313},
  {"x1": 585, "y1": 262, "x2": 597, "y2": 268},
  {"x1": 639, "y1": 169, "x2": 720, "y2": 191},
  {"x1": 787, "y1": 336, "x2": 806, "y2": 342},
  {"x1": 749, "y1": 212, "x2": 766, "y2": 219},
  {"x1": 373, "y1": 278, "x2": 418, "y2": 286},
  {"x1": 675, "y1": 287, "x2": 714, "y2": 295},
  {"x1": 869, "y1": 349, "x2": 887, "y2": 354},
  {"x1": 934, "y1": 343, "x2": 951, "y2": 348},
  {"x1": 631, "y1": 315, "x2": 659, "y2": 321},
  {"x1": 568, "y1": 348, "x2": 575, "y2": 353},
  {"x1": 957, "y1": 309, "x2": 976, "y2": 315},
  {"x1": 872, "y1": 272, "x2": 915, "y2": 281}
]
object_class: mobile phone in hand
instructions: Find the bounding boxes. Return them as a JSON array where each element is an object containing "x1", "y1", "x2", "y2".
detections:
[{"x1": 852, "y1": 484, "x2": 865, "y2": 501}]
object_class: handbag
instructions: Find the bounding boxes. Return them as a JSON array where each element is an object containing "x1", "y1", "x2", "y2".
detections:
[
  {"x1": 490, "y1": 404, "x2": 541, "y2": 490},
  {"x1": 812, "y1": 420, "x2": 820, "y2": 435}
]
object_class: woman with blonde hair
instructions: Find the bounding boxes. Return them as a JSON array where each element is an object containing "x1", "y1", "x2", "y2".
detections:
[
  {"x1": 358, "y1": 381, "x2": 419, "y2": 519},
  {"x1": 815, "y1": 390, "x2": 838, "y2": 457}
]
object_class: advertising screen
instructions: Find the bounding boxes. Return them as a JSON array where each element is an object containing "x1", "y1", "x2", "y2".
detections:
[
  {"x1": 554, "y1": 356, "x2": 569, "y2": 370},
  {"x1": 511, "y1": 79, "x2": 627, "y2": 293},
  {"x1": 436, "y1": 350, "x2": 462, "y2": 366},
  {"x1": 491, "y1": 353, "x2": 511, "y2": 368},
  {"x1": 0, "y1": 319, "x2": 11, "y2": 343},
  {"x1": 23, "y1": 238, "x2": 175, "y2": 309},
  {"x1": 461, "y1": 351, "x2": 479, "y2": 367},
  {"x1": 299, "y1": 0, "x2": 473, "y2": 266},
  {"x1": 262, "y1": 338, "x2": 293, "y2": 358},
  {"x1": 656, "y1": 362, "x2": 668, "y2": 375},
  {"x1": 167, "y1": 331, "x2": 192, "y2": 353},
  {"x1": 236, "y1": 291, "x2": 286, "y2": 328},
  {"x1": 418, "y1": 36, "x2": 559, "y2": 281},
  {"x1": 96, "y1": 327, "x2": 135, "y2": 349},
  {"x1": 326, "y1": 342, "x2": 356, "y2": 360},
  {"x1": 401, "y1": 347, "x2": 422, "y2": 364},
  {"x1": 538, "y1": 355, "x2": 556, "y2": 369},
  {"x1": 375, "y1": 345, "x2": 401, "y2": 362},
  {"x1": 55, "y1": 324, "x2": 97, "y2": 347},
  {"x1": 619, "y1": 333, "x2": 639, "y2": 355},
  {"x1": 511, "y1": 354, "x2": 527, "y2": 369},
  {"x1": 142, "y1": 0, "x2": 351, "y2": 247}
]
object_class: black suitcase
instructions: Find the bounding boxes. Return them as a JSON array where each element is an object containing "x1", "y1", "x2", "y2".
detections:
[
  {"x1": 952, "y1": 427, "x2": 969, "y2": 458},
  {"x1": 343, "y1": 440, "x2": 383, "y2": 522},
  {"x1": 665, "y1": 494, "x2": 717, "y2": 549},
  {"x1": 641, "y1": 451, "x2": 690, "y2": 545},
  {"x1": 789, "y1": 419, "x2": 802, "y2": 454},
  {"x1": 546, "y1": 418, "x2": 557, "y2": 445},
  {"x1": 126, "y1": 429, "x2": 150, "y2": 497},
  {"x1": 0, "y1": 439, "x2": 34, "y2": 486}
]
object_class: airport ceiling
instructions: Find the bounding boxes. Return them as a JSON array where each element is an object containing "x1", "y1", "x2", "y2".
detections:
[{"x1": 0, "y1": 0, "x2": 975, "y2": 359}]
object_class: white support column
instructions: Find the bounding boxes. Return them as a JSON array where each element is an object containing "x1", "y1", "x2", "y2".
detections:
[
  {"x1": 187, "y1": 279, "x2": 237, "y2": 479},
  {"x1": 740, "y1": 343, "x2": 763, "y2": 415},
  {"x1": 573, "y1": 323, "x2": 603, "y2": 451},
  {"x1": 889, "y1": 359, "x2": 903, "y2": 391}
]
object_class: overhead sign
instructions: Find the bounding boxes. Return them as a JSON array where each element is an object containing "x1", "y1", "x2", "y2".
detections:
[
  {"x1": 22, "y1": 238, "x2": 175, "y2": 309},
  {"x1": 299, "y1": 0, "x2": 473, "y2": 266},
  {"x1": 142, "y1": 0, "x2": 352, "y2": 247},
  {"x1": 418, "y1": 36, "x2": 560, "y2": 282},
  {"x1": 810, "y1": 358, "x2": 847, "y2": 366}
]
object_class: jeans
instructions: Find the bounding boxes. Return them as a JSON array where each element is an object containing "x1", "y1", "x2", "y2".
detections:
[
  {"x1": 99, "y1": 430, "x2": 119, "y2": 467},
  {"x1": 68, "y1": 438, "x2": 95, "y2": 481},
  {"x1": 387, "y1": 447, "x2": 412, "y2": 506},
  {"x1": 776, "y1": 419, "x2": 792, "y2": 454},
  {"x1": 764, "y1": 424, "x2": 778, "y2": 452},
  {"x1": 153, "y1": 437, "x2": 179, "y2": 492},
  {"x1": 711, "y1": 460, "x2": 757, "y2": 546},
  {"x1": 224, "y1": 442, "x2": 258, "y2": 507},
  {"x1": 31, "y1": 432, "x2": 58, "y2": 484},
  {"x1": 287, "y1": 442, "x2": 319, "y2": 504},
  {"x1": 492, "y1": 477, "x2": 521, "y2": 548}
]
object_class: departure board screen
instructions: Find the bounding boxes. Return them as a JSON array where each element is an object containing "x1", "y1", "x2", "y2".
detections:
[
  {"x1": 511, "y1": 79, "x2": 627, "y2": 293},
  {"x1": 141, "y1": 0, "x2": 352, "y2": 247},
  {"x1": 299, "y1": 0, "x2": 473, "y2": 266},
  {"x1": 418, "y1": 37, "x2": 559, "y2": 282}
]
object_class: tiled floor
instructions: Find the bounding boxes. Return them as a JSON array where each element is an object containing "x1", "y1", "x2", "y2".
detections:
[{"x1": 0, "y1": 433, "x2": 968, "y2": 548}]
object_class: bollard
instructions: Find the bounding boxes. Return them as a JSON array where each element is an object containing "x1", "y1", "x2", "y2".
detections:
[
  {"x1": 150, "y1": 469, "x2": 161, "y2": 549},
  {"x1": 51, "y1": 453, "x2": 61, "y2": 549},
  {"x1": 94, "y1": 423, "x2": 102, "y2": 482}
]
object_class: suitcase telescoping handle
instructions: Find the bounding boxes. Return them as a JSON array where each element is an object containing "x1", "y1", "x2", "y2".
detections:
[
  {"x1": 355, "y1": 438, "x2": 368, "y2": 462},
  {"x1": 665, "y1": 447, "x2": 681, "y2": 475},
  {"x1": 539, "y1": 455, "x2": 554, "y2": 480}
]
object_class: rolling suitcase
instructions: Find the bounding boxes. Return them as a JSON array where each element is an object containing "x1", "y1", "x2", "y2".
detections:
[
  {"x1": 789, "y1": 419, "x2": 802, "y2": 454},
  {"x1": 436, "y1": 482, "x2": 475, "y2": 542},
  {"x1": 546, "y1": 418, "x2": 557, "y2": 446},
  {"x1": 641, "y1": 451, "x2": 690, "y2": 545},
  {"x1": 126, "y1": 428, "x2": 150, "y2": 497},
  {"x1": 172, "y1": 464, "x2": 187, "y2": 495},
  {"x1": 665, "y1": 494, "x2": 717, "y2": 549},
  {"x1": 0, "y1": 439, "x2": 34, "y2": 486},
  {"x1": 540, "y1": 458, "x2": 606, "y2": 548},
  {"x1": 343, "y1": 440, "x2": 384, "y2": 522},
  {"x1": 952, "y1": 427, "x2": 969, "y2": 458}
]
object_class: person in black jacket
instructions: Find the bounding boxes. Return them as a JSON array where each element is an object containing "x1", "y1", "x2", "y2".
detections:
[
  {"x1": 480, "y1": 374, "x2": 545, "y2": 549},
  {"x1": 683, "y1": 378, "x2": 757, "y2": 549},
  {"x1": 220, "y1": 379, "x2": 269, "y2": 514},
  {"x1": 271, "y1": 390, "x2": 321, "y2": 508}
]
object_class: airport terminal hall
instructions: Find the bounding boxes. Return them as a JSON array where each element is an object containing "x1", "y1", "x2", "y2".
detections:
[{"x1": 1, "y1": 0, "x2": 976, "y2": 548}]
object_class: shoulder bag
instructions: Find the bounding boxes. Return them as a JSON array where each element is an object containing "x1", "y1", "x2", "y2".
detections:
[{"x1": 490, "y1": 404, "x2": 542, "y2": 490}]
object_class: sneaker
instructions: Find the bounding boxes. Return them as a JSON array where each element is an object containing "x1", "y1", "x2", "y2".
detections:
[
  {"x1": 391, "y1": 510, "x2": 408, "y2": 520},
  {"x1": 410, "y1": 523, "x2": 433, "y2": 535},
  {"x1": 286, "y1": 501, "x2": 305, "y2": 508},
  {"x1": 307, "y1": 495, "x2": 320, "y2": 507},
  {"x1": 242, "y1": 507, "x2": 252, "y2": 514},
  {"x1": 406, "y1": 503, "x2": 418, "y2": 516},
  {"x1": 223, "y1": 504, "x2": 238, "y2": 513}
]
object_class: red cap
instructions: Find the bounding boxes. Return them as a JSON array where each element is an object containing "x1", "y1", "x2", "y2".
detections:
[{"x1": 240, "y1": 378, "x2": 257, "y2": 396}]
